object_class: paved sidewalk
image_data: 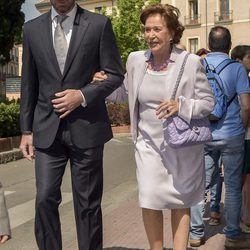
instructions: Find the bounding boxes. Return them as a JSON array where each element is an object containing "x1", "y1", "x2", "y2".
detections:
[
  {"x1": 5, "y1": 133, "x2": 248, "y2": 250},
  {"x1": 102, "y1": 191, "x2": 225, "y2": 250},
  {"x1": 64, "y1": 185, "x2": 250, "y2": 250}
]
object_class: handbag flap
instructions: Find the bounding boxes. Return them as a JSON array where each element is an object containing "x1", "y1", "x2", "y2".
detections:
[{"x1": 170, "y1": 115, "x2": 190, "y2": 131}]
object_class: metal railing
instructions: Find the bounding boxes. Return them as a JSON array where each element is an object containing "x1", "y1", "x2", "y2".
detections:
[
  {"x1": 184, "y1": 14, "x2": 201, "y2": 26},
  {"x1": 0, "y1": 72, "x2": 16, "y2": 79},
  {"x1": 214, "y1": 10, "x2": 233, "y2": 23}
]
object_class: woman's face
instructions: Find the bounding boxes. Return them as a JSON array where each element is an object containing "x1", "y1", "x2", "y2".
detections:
[{"x1": 144, "y1": 13, "x2": 174, "y2": 56}]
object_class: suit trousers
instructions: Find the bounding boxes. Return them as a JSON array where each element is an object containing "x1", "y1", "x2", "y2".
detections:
[{"x1": 34, "y1": 120, "x2": 104, "y2": 250}]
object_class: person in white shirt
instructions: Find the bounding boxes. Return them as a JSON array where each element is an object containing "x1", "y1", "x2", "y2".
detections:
[{"x1": 19, "y1": 0, "x2": 123, "y2": 249}]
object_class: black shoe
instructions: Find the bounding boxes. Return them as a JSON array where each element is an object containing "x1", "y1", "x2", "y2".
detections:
[{"x1": 225, "y1": 236, "x2": 250, "y2": 249}]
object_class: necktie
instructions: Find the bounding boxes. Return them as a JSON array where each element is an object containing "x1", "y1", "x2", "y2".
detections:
[{"x1": 54, "y1": 15, "x2": 68, "y2": 74}]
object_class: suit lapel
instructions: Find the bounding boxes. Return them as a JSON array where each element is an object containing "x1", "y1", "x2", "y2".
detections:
[
  {"x1": 41, "y1": 11, "x2": 62, "y2": 78},
  {"x1": 131, "y1": 51, "x2": 148, "y2": 124},
  {"x1": 133, "y1": 50, "x2": 149, "y2": 103},
  {"x1": 62, "y1": 6, "x2": 89, "y2": 79}
]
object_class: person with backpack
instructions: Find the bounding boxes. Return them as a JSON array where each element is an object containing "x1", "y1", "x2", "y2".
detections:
[
  {"x1": 197, "y1": 48, "x2": 224, "y2": 227},
  {"x1": 189, "y1": 26, "x2": 250, "y2": 249}
]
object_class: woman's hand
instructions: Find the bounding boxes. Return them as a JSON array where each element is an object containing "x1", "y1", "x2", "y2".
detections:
[
  {"x1": 92, "y1": 71, "x2": 108, "y2": 81},
  {"x1": 156, "y1": 100, "x2": 179, "y2": 119}
]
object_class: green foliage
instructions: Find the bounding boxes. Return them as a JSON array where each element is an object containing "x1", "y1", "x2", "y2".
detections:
[
  {"x1": 0, "y1": 96, "x2": 20, "y2": 104},
  {"x1": 104, "y1": 0, "x2": 161, "y2": 124},
  {"x1": 108, "y1": 0, "x2": 161, "y2": 65},
  {"x1": 0, "y1": 101, "x2": 20, "y2": 137},
  {"x1": 0, "y1": 0, "x2": 25, "y2": 63},
  {"x1": 106, "y1": 102, "x2": 130, "y2": 126},
  {"x1": 149, "y1": 0, "x2": 161, "y2": 3}
]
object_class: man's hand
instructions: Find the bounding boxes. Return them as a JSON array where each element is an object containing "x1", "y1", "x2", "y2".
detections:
[
  {"x1": 92, "y1": 71, "x2": 108, "y2": 82},
  {"x1": 0, "y1": 235, "x2": 10, "y2": 244},
  {"x1": 19, "y1": 134, "x2": 34, "y2": 161},
  {"x1": 52, "y1": 89, "x2": 83, "y2": 119},
  {"x1": 156, "y1": 100, "x2": 179, "y2": 119}
]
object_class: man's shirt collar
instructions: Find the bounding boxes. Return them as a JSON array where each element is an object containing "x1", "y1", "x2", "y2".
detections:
[{"x1": 51, "y1": 4, "x2": 77, "y2": 22}]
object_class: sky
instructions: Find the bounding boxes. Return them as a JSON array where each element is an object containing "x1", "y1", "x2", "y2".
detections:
[{"x1": 21, "y1": 0, "x2": 41, "y2": 22}]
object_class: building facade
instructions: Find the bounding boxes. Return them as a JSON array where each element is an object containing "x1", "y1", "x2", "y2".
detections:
[
  {"x1": 0, "y1": 47, "x2": 19, "y2": 78},
  {"x1": 36, "y1": 0, "x2": 116, "y2": 14},
  {"x1": 162, "y1": 0, "x2": 250, "y2": 53},
  {"x1": 36, "y1": 0, "x2": 250, "y2": 53},
  {"x1": 0, "y1": 46, "x2": 20, "y2": 100}
]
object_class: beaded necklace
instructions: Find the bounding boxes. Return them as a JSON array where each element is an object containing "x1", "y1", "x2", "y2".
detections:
[{"x1": 148, "y1": 55, "x2": 171, "y2": 71}]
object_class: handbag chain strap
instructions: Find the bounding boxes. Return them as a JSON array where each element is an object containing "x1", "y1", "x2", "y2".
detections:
[{"x1": 170, "y1": 53, "x2": 190, "y2": 100}]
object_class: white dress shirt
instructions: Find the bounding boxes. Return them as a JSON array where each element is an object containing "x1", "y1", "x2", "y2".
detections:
[
  {"x1": 51, "y1": 4, "x2": 87, "y2": 106},
  {"x1": 51, "y1": 4, "x2": 77, "y2": 48}
]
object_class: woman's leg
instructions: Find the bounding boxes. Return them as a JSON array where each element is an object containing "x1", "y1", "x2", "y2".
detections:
[
  {"x1": 142, "y1": 208, "x2": 163, "y2": 250},
  {"x1": 171, "y1": 208, "x2": 190, "y2": 250}
]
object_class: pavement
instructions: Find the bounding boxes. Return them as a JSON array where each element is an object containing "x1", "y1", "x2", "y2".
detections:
[
  {"x1": 63, "y1": 187, "x2": 249, "y2": 250},
  {"x1": 66, "y1": 157, "x2": 250, "y2": 249},
  {"x1": 1, "y1": 133, "x2": 250, "y2": 250}
]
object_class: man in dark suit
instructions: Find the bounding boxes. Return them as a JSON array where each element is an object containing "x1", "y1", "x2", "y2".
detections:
[{"x1": 19, "y1": 0, "x2": 124, "y2": 249}]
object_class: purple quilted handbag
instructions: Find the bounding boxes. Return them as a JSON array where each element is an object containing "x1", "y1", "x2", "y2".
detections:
[
  {"x1": 164, "y1": 115, "x2": 212, "y2": 148},
  {"x1": 164, "y1": 53, "x2": 212, "y2": 148}
]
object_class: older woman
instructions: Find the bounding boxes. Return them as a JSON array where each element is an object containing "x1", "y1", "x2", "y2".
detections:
[{"x1": 95, "y1": 4, "x2": 214, "y2": 249}]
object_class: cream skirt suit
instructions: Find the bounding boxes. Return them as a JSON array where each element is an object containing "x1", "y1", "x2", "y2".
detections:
[{"x1": 108, "y1": 46, "x2": 214, "y2": 209}]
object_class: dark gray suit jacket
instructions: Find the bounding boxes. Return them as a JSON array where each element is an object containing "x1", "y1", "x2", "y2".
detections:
[{"x1": 20, "y1": 5, "x2": 124, "y2": 149}]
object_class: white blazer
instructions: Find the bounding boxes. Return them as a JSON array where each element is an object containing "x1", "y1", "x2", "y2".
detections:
[{"x1": 108, "y1": 46, "x2": 215, "y2": 144}]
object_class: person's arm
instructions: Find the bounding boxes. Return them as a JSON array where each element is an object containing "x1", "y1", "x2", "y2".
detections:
[
  {"x1": 178, "y1": 57, "x2": 214, "y2": 123},
  {"x1": 239, "y1": 93, "x2": 250, "y2": 128},
  {"x1": 235, "y1": 65, "x2": 250, "y2": 129},
  {"x1": 52, "y1": 18, "x2": 124, "y2": 118},
  {"x1": 19, "y1": 24, "x2": 38, "y2": 160},
  {"x1": 92, "y1": 71, "x2": 128, "y2": 103},
  {"x1": 156, "y1": 56, "x2": 215, "y2": 122},
  {"x1": 80, "y1": 18, "x2": 124, "y2": 105},
  {"x1": 0, "y1": 183, "x2": 11, "y2": 244}
]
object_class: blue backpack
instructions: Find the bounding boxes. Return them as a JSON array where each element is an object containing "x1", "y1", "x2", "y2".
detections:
[{"x1": 203, "y1": 58, "x2": 238, "y2": 121}]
